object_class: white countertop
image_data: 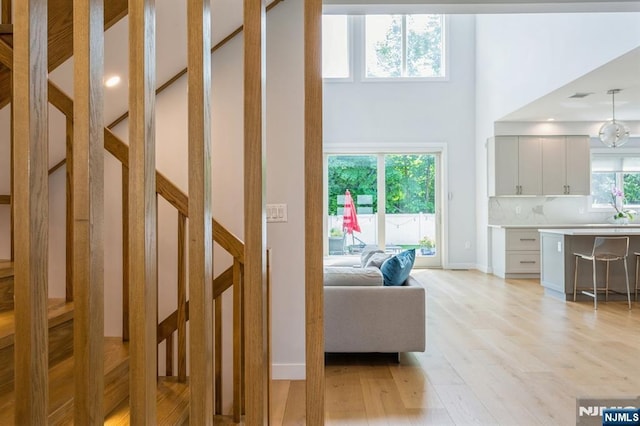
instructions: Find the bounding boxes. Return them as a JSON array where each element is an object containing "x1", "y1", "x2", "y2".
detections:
[
  {"x1": 538, "y1": 228, "x2": 640, "y2": 236},
  {"x1": 489, "y1": 223, "x2": 640, "y2": 229}
]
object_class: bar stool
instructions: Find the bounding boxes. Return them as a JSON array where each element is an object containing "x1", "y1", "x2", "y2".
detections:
[{"x1": 573, "y1": 236, "x2": 631, "y2": 310}]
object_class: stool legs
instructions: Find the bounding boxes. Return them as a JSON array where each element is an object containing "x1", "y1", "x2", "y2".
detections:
[
  {"x1": 573, "y1": 255, "x2": 579, "y2": 302},
  {"x1": 592, "y1": 258, "x2": 598, "y2": 310},
  {"x1": 605, "y1": 261, "x2": 610, "y2": 302},
  {"x1": 624, "y1": 257, "x2": 631, "y2": 310}
]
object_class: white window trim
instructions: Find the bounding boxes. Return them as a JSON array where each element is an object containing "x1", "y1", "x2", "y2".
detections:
[
  {"x1": 322, "y1": 15, "x2": 355, "y2": 82},
  {"x1": 360, "y1": 14, "x2": 449, "y2": 82},
  {"x1": 589, "y1": 147, "x2": 640, "y2": 213}
]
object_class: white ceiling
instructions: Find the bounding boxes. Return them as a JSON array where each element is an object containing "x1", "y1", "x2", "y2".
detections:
[
  {"x1": 47, "y1": 1, "x2": 640, "y2": 127},
  {"x1": 499, "y1": 46, "x2": 640, "y2": 122}
]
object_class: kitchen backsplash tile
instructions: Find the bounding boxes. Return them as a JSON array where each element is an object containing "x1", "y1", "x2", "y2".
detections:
[{"x1": 489, "y1": 196, "x2": 618, "y2": 225}]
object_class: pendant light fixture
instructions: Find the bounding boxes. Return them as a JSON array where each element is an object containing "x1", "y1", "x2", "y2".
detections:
[{"x1": 599, "y1": 89, "x2": 630, "y2": 148}]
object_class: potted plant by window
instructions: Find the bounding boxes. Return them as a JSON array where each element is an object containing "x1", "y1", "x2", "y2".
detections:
[{"x1": 419, "y1": 236, "x2": 435, "y2": 256}]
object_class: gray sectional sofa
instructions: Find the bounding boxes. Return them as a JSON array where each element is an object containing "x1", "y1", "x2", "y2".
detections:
[{"x1": 323, "y1": 254, "x2": 426, "y2": 354}]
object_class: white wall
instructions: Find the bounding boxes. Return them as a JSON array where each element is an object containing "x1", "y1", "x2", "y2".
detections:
[
  {"x1": 324, "y1": 14, "x2": 477, "y2": 268},
  {"x1": 265, "y1": 0, "x2": 307, "y2": 379},
  {"x1": 475, "y1": 12, "x2": 640, "y2": 271}
]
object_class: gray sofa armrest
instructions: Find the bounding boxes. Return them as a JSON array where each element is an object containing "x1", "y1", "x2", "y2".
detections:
[{"x1": 324, "y1": 275, "x2": 426, "y2": 353}]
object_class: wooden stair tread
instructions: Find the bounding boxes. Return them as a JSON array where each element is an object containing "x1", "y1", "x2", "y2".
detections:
[
  {"x1": 0, "y1": 338, "x2": 129, "y2": 421},
  {"x1": 0, "y1": 299, "x2": 73, "y2": 350},
  {"x1": 105, "y1": 377, "x2": 190, "y2": 425}
]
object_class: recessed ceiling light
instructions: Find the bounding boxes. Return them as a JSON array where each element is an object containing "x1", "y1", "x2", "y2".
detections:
[
  {"x1": 547, "y1": 118, "x2": 555, "y2": 121},
  {"x1": 105, "y1": 75, "x2": 121, "y2": 88}
]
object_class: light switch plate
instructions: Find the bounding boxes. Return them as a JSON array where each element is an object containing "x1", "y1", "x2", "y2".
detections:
[{"x1": 266, "y1": 204, "x2": 288, "y2": 223}]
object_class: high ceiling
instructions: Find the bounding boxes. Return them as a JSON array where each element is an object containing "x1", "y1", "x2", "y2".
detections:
[
  {"x1": 43, "y1": 0, "x2": 640, "y2": 127},
  {"x1": 499, "y1": 46, "x2": 640, "y2": 123}
]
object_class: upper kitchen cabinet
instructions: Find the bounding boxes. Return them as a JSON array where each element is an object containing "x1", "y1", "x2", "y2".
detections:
[
  {"x1": 488, "y1": 135, "x2": 590, "y2": 197},
  {"x1": 488, "y1": 136, "x2": 542, "y2": 196},
  {"x1": 541, "y1": 136, "x2": 590, "y2": 196}
]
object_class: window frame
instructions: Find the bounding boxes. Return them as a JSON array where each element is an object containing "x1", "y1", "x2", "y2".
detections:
[
  {"x1": 323, "y1": 141, "x2": 448, "y2": 268},
  {"x1": 361, "y1": 14, "x2": 449, "y2": 82},
  {"x1": 590, "y1": 148, "x2": 640, "y2": 213},
  {"x1": 322, "y1": 14, "x2": 355, "y2": 82}
]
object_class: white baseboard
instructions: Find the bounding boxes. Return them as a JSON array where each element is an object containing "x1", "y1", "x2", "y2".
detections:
[
  {"x1": 476, "y1": 264, "x2": 492, "y2": 274},
  {"x1": 272, "y1": 363, "x2": 305, "y2": 380},
  {"x1": 444, "y1": 262, "x2": 477, "y2": 270}
]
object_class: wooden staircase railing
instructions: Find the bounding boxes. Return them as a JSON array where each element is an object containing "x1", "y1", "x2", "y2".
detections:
[
  {"x1": 1, "y1": 0, "x2": 283, "y2": 420},
  {"x1": 1, "y1": 32, "x2": 252, "y2": 423},
  {"x1": 52, "y1": 80, "x2": 249, "y2": 421}
]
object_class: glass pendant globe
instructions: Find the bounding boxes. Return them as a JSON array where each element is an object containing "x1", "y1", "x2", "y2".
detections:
[{"x1": 599, "y1": 120, "x2": 630, "y2": 148}]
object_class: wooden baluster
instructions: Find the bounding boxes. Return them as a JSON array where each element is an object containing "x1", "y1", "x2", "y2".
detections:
[
  {"x1": 215, "y1": 295, "x2": 222, "y2": 414},
  {"x1": 13, "y1": 0, "x2": 49, "y2": 422},
  {"x1": 241, "y1": 263, "x2": 246, "y2": 415},
  {"x1": 305, "y1": 0, "x2": 325, "y2": 423},
  {"x1": 6, "y1": 11, "x2": 13, "y2": 262},
  {"x1": 166, "y1": 333, "x2": 174, "y2": 376},
  {"x1": 177, "y1": 213, "x2": 187, "y2": 382},
  {"x1": 73, "y1": 0, "x2": 105, "y2": 423},
  {"x1": 65, "y1": 116, "x2": 73, "y2": 301},
  {"x1": 244, "y1": 0, "x2": 268, "y2": 422},
  {"x1": 266, "y1": 248, "x2": 273, "y2": 423},
  {"x1": 187, "y1": 0, "x2": 214, "y2": 422},
  {"x1": 9, "y1": 68, "x2": 13, "y2": 262},
  {"x1": 156, "y1": 195, "x2": 159, "y2": 382},
  {"x1": 233, "y1": 258, "x2": 243, "y2": 422},
  {"x1": 128, "y1": 0, "x2": 157, "y2": 422},
  {"x1": 1, "y1": 0, "x2": 10, "y2": 24},
  {"x1": 122, "y1": 166, "x2": 129, "y2": 341}
]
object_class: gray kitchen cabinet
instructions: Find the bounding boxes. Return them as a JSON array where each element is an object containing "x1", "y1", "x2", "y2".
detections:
[
  {"x1": 488, "y1": 135, "x2": 590, "y2": 197},
  {"x1": 491, "y1": 227, "x2": 540, "y2": 278},
  {"x1": 541, "y1": 136, "x2": 590, "y2": 196},
  {"x1": 488, "y1": 136, "x2": 541, "y2": 196}
]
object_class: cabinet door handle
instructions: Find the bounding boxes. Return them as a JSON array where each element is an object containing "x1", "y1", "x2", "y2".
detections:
[
  {"x1": 519, "y1": 238, "x2": 536, "y2": 241},
  {"x1": 567, "y1": 185, "x2": 570, "y2": 194},
  {"x1": 519, "y1": 260, "x2": 536, "y2": 264}
]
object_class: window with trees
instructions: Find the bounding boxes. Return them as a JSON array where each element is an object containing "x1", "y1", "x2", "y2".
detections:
[
  {"x1": 326, "y1": 153, "x2": 440, "y2": 265},
  {"x1": 591, "y1": 153, "x2": 640, "y2": 208},
  {"x1": 365, "y1": 14, "x2": 445, "y2": 79}
]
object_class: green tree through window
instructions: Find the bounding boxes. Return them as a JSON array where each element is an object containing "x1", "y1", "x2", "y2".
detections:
[
  {"x1": 365, "y1": 14, "x2": 444, "y2": 79},
  {"x1": 327, "y1": 154, "x2": 436, "y2": 215},
  {"x1": 385, "y1": 155, "x2": 435, "y2": 214}
]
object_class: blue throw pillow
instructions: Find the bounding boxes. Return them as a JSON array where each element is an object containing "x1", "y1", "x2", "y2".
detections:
[{"x1": 380, "y1": 249, "x2": 415, "y2": 286}]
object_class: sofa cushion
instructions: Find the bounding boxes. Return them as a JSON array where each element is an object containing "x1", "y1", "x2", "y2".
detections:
[
  {"x1": 380, "y1": 249, "x2": 416, "y2": 286},
  {"x1": 364, "y1": 252, "x2": 392, "y2": 269},
  {"x1": 360, "y1": 249, "x2": 385, "y2": 267},
  {"x1": 323, "y1": 266, "x2": 384, "y2": 287}
]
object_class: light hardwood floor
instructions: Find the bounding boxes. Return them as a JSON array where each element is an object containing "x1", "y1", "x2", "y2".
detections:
[{"x1": 272, "y1": 269, "x2": 640, "y2": 425}]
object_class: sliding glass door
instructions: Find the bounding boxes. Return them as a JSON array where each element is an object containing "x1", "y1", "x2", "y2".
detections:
[{"x1": 326, "y1": 152, "x2": 441, "y2": 268}]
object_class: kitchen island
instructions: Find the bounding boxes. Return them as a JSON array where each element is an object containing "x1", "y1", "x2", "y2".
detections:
[{"x1": 539, "y1": 228, "x2": 640, "y2": 300}]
